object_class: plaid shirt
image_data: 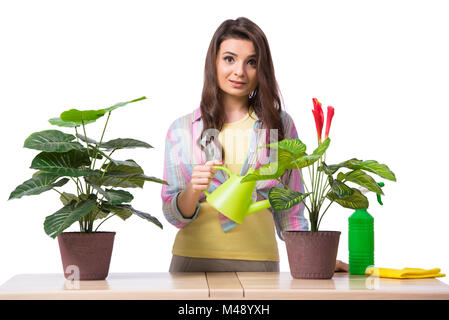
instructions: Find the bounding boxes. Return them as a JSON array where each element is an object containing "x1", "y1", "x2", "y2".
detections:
[{"x1": 160, "y1": 106, "x2": 309, "y2": 240}]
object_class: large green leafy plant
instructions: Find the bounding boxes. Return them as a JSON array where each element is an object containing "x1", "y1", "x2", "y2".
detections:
[
  {"x1": 242, "y1": 98, "x2": 396, "y2": 232},
  {"x1": 9, "y1": 96, "x2": 167, "y2": 238}
]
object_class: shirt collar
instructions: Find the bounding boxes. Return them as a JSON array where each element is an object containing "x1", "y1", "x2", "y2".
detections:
[
  {"x1": 192, "y1": 107, "x2": 202, "y2": 123},
  {"x1": 192, "y1": 106, "x2": 260, "y2": 123}
]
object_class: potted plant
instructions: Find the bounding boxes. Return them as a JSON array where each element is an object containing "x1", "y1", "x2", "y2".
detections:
[
  {"x1": 242, "y1": 98, "x2": 396, "y2": 279},
  {"x1": 8, "y1": 96, "x2": 168, "y2": 280}
]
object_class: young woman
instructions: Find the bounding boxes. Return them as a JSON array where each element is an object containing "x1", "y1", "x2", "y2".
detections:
[{"x1": 161, "y1": 17, "x2": 348, "y2": 272}]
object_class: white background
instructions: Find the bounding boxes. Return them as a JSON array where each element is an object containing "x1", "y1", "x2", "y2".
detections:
[{"x1": 1, "y1": 0, "x2": 448, "y2": 286}]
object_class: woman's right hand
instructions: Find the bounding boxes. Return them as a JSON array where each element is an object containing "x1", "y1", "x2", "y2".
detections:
[
  {"x1": 177, "y1": 160, "x2": 224, "y2": 218},
  {"x1": 190, "y1": 160, "x2": 224, "y2": 194}
]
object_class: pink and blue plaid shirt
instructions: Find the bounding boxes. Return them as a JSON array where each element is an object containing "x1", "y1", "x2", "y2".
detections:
[{"x1": 160, "y1": 106, "x2": 309, "y2": 240}]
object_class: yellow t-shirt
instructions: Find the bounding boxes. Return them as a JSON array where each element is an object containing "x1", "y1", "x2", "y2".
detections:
[{"x1": 172, "y1": 108, "x2": 279, "y2": 261}]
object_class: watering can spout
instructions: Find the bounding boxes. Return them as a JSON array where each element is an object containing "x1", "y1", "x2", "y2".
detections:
[{"x1": 247, "y1": 199, "x2": 271, "y2": 216}]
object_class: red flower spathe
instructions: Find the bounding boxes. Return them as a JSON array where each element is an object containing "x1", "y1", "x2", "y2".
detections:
[
  {"x1": 325, "y1": 106, "x2": 335, "y2": 139},
  {"x1": 312, "y1": 98, "x2": 324, "y2": 143}
]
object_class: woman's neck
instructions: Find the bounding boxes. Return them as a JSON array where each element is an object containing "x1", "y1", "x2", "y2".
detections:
[{"x1": 221, "y1": 94, "x2": 249, "y2": 123}]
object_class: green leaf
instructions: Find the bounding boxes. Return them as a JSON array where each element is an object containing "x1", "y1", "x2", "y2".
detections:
[
  {"x1": 49, "y1": 117, "x2": 96, "y2": 128},
  {"x1": 338, "y1": 170, "x2": 384, "y2": 195},
  {"x1": 319, "y1": 162, "x2": 339, "y2": 175},
  {"x1": 30, "y1": 150, "x2": 99, "y2": 177},
  {"x1": 91, "y1": 159, "x2": 167, "y2": 188},
  {"x1": 103, "y1": 159, "x2": 143, "y2": 174},
  {"x1": 240, "y1": 138, "x2": 326, "y2": 183},
  {"x1": 104, "y1": 189, "x2": 134, "y2": 204},
  {"x1": 312, "y1": 137, "x2": 331, "y2": 156},
  {"x1": 262, "y1": 138, "x2": 307, "y2": 156},
  {"x1": 51, "y1": 97, "x2": 146, "y2": 127},
  {"x1": 100, "y1": 202, "x2": 133, "y2": 221},
  {"x1": 347, "y1": 160, "x2": 396, "y2": 181},
  {"x1": 330, "y1": 178, "x2": 354, "y2": 198},
  {"x1": 290, "y1": 138, "x2": 331, "y2": 169},
  {"x1": 8, "y1": 174, "x2": 69, "y2": 200},
  {"x1": 44, "y1": 194, "x2": 97, "y2": 238},
  {"x1": 93, "y1": 172, "x2": 167, "y2": 188},
  {"x1": 262, "y1": 138, "x2": 308, "y2": 170},
  {"x1": 327, "y1": 188, "x2": 369, "y2": 209},
  {"x1": 85, "y1": 177, "x2": 134, "y2": 204},
  {"x1": 23, "y1": 130, "x2": 85, "y2": 152},
  {"x1": 104, "y1": 96, "x2": 147, "y2": 113},
  {"x1": 240, "y1": 161, "x2": 287, "y2": 183},
  {"x1": 100, "y1": 138, "x2": 153, "y2": 150},
  {"x1": 267, "y1": 187, "x2": 311, "y2": 211},
  {"x1": 59, "y1": 192, "x2": 78, "y2": 206},
  {"x1": 60, "y1": 108, "x2": 106, "y2": 124},
  {"x1": 91, "y1": 204, "x2": 110, "y2": 221},
  {"x1": 327, "y1": 158, "x2": 396, "y2": 181},
  {"x1": 100, "y1": 203, "x2": 162, "y2": 229},
  {"x1": 291, "y1": 153, "x2": 322, "y2": 169}
]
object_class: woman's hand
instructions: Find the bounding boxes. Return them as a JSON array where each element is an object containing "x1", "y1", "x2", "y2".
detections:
[
  {"x1": 335, "y1": 260, "x2": 349, "y2": 272},
  {"x1": 190, "y1": 160, "x2": 224, "y2": 194},
  {"x1": 177, "y1": 160, "x2": 224, "y2": 218}
]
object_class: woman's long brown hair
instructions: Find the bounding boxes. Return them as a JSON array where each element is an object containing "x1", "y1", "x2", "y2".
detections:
[{"x1": 198, "y1": 17, "x2": 285, "y2": 162}]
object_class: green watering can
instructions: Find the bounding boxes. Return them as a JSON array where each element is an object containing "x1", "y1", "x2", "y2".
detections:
[{"x1": 202, "y1": 166, "x2": 271, "y2": 224}]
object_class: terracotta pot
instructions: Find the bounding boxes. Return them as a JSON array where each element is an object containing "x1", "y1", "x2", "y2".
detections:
[
  {"x1": 57, "y1": 232, "x2": 115, "y2": 280},
  {"x1": 283, "y1": 231, "x2": 341, "y2": 279}
]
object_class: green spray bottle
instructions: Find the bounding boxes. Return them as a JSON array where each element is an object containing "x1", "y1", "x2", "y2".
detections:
[{"x1": 348, "y1": 182, "x2": 384, "y2": 275}]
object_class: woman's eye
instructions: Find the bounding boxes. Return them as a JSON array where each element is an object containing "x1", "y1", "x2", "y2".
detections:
[
  {"x1": 224, "y1": 56, "x2": 234, "y2": 63},
  {"x1": 248, "y1": 59, "x2": 257, "y2": 66}
]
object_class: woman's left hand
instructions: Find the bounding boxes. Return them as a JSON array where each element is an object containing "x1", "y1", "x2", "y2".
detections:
[{"x1": 335, "y1": 260, "x2": 349, "y2": 272}]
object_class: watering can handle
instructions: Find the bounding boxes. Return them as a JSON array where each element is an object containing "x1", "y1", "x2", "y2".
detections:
[
  {"x1": 213, "y1": 165, "x2": 232, "y2": 176},
  {"x1": 202, "y1": 165, "x2": 231, "y2": 197}
]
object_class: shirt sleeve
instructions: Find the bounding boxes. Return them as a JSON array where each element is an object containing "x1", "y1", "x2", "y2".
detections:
[
  {"x1": 256, "y1": 111, "x2": 310, "y2": 241},
  {"x1": 160, "y1": 119, "x2": 200, "y2": 229}
]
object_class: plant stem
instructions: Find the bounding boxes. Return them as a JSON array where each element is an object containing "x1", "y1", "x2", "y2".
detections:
[
  {"x1": 95, "y1": 148, "x2": 117, "y2": 198},
  {"x1": 311, "y1": 160, "x2": 316, "y2": 207},
  {"x1": 94, "y1": 213, "x2": 117, "y2": 232},
  {"x1": 92, "y1": 111, "x2": 111, "y2": 170},
  {"x1": 313, "y1": 160, "x2": 321, "y2": 224},
  {"x1": 296, "y1": 164, "x2": 310, "y2": 195},
  {"x1": 275, "y1": 177, "x2": 287, "y2": 189},
  {"x1": 318, "y1": 183, "x2": 330, "y2": 208},
  {"x1": 81, "y1": 120, "x2": 91, "y2": 195},
  {"x1": 317, "y1": 199, "x2": 335, "y2": 230},
  {"x1": 81, "y1": 121, "x2": 90, "y2": 157},
  {"x1": 70, "y1": 177, "x2": 82, "y2": 195},
  {"x1": 53, "y1": 188, "x2": 70, "y2": 202},
  {"x1": 75, "y1": 127, "x2": 80, "y2": 142},
  {"x1": 99, "y1": 148, "x2": 116, "y2": 177},
  {"x1": 316, "y1": 158, "x2": 326, "y2": 208}
]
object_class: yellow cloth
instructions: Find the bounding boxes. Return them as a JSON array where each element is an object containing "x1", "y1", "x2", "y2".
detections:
[
  {"x1": 172, "y1": 107, "x2": 279, "y2": 261},
  {"x1": 365, "y1": 267, "x2": 446, "y2": 279}
]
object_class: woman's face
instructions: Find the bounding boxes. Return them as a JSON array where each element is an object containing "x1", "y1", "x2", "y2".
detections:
[{"x1": 216, "y1": 38, "x2": 258, "y2": 99}]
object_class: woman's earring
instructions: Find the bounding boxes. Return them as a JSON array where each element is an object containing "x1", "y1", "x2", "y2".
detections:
[{"x1": 249, "y1": 89, "x2": 256, "y2": 99}]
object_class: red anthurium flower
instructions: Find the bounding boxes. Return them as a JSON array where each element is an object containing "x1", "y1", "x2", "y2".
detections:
[
  {"x1": 325, "y1": 106, "x2": 335, "y2": 139},
  {"x1": 312, "y1": 98, "x2": 324, "y2": 143}
]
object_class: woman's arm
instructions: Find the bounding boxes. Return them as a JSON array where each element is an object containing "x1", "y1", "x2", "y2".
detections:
[
  {"x1": 176, "y1": 160, "x2": 223, "y2": 218},
  {"x1": 161, "y1": 119, "x2": 200, "y2": 228},
  {"x1": 161, "y1": 116, "x2": 224, "y2": 227}
]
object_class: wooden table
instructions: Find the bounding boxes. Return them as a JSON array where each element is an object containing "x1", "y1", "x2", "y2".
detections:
[{"x1": 1, "y1": 272, "x2": 448, "y2": 300}]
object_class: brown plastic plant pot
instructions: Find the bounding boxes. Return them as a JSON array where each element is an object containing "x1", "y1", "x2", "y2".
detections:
[
  {"x1": 57, "y1": 232, "x2": 116, "y2": 280},
  {"x1": 283, "y1": 231, "x2": 341, "y2": 279}
]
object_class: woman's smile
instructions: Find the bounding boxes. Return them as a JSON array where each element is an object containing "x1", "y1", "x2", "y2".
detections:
[{"x1": 229, "y1": 79, "x2": 247, "y2": 88}]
